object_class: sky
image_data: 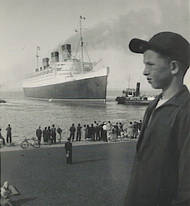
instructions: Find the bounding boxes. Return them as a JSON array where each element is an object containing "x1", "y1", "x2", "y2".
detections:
[{"x1": 0, "y1": 0, "x2": 189, "y2": 91}]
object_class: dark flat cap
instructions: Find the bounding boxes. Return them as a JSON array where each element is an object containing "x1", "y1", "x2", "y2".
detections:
[{"x1": 129, "y1": 32, "x2": 190, "y2": 66}]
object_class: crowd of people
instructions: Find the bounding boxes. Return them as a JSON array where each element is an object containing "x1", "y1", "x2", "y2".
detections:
[
  {"x1": 35, "y1": 124, "x2": 63, "y2": 145},
  {"x1": 34, "y1": 120, "x2": 142, "y2": 145},
  {"x1": 68, "y1": 120, "x2": 142, "y2": 142},
  {"x1": 0, "y1": 120, "x2": 142, "y2": 147}
]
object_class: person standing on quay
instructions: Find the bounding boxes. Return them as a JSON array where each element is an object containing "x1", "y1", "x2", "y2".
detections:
[
  {"x1": 133, "y1": 121, "x2": 138, "y2": 139},
  {"x1": 57, "y1": 126, "x2": 62, "y2": 143},
  {"x1": 125, "y1": 32, "x2": 190, "y2": 206},
  {"x1": 51, "y1": 124, "x2": 57, "y2": 144},
  {"x1": 102, "y1": 123, "x2": 107, "y2": 142},
  {"x1": 90, "y1": 124, "x2": 95, "y2": 141},
  {"x1": 127, "y1": 122, "x2": 134, "y2": 139},
  {"x1": 86, "y1": 125, "x2": 90, "y2": 139},
  {"x1": 69, "y1": 123, "x2": 76, "y2": 142},
  {"x1": 0, "y1": 128, "x2": 5, "y2": 146},
  {"x1": 65, "y1": 138, "x2": 72, "y2": 164},
  {"x1": 106, "y1": 121, "x2": 112, "y2": 141},
  {"x1": 95, "y1": 123, "x2": 100, "y2": 141},
  {"x1": 42, "y1": 127, "x2": 48, "y2": 143},
  {"x1": 76, "y1": 123, "x2": 82, "y2": 141},
  {"x1": 36, "y1": 126, "x2": 42, "y2": 146},
  {"x1": 6, "y1": 124, "x2": 12, "y2": 144},
  {"x1": 47, "y1": 126, "x2": 51, "y2": 144},
  {"x1": 83, "y1": 125, "x2": 88, "y2": 140}
]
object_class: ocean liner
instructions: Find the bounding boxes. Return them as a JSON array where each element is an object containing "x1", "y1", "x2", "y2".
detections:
[{"x1": 22, "y1": 17, "x2": 109, "y2": 101}]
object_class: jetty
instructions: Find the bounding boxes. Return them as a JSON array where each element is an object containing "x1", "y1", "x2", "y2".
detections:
[{"x1": 1, "y1": 140, "x2": 136, "y2": 205}]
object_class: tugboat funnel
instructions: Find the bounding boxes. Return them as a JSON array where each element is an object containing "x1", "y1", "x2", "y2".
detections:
[{"x1": 136, "y1": 82, "x2": 140, "y2": 97}]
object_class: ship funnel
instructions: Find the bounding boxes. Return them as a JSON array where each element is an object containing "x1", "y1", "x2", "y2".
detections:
[
  {"x1": 135, "y1": 82, "x2": 140, "y2": 96},
  {"x1": 61, "y1": 44, "x2": 71, "y2": 60},
  {"x1": 42, "y1": 58, "x2": 49, "y2": 69},
  {"x1": 51, "y1": 51, "x2": 59, "y2": 62}
]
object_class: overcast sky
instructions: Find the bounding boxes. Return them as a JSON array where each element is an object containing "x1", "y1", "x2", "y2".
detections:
[{"x1": 0, "y1": 0, "x2": 189, "y2": 91}]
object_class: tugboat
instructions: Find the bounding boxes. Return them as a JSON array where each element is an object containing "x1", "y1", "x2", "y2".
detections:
[{"x1": 115, "y1": 82, "x2": 154, "y2": 105}]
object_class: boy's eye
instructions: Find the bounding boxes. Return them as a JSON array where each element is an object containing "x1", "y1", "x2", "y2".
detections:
[{"x1": 146, "y1": 63, "x2": 154, "y2": 66}]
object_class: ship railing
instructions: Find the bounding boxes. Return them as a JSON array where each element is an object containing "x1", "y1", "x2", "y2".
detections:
[
  {"x1": 25, "y1": 65, "x2": 72, "y2": 78},
  {"x1": 25, "y1": 68, "x2": 55, "y2": 78}
]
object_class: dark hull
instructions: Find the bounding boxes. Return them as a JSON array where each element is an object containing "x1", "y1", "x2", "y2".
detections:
[
  {"x1": 117, "y1": 101, "x2": 150, "y2": 105},
  {"x1": 23, "y1": 76, "x2": 108, "y2": 100},
  {"x1": 0, "y1": 99, "x2": 6, "y2": 103},
  {"x1": 115, "y1": 97, "x2": 150, "y2": 105}
]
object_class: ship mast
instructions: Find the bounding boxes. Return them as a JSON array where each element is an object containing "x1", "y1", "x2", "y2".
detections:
[
  {"x1": 36, "y1": 46, "x2": 40, "y2": 71},
  {"x1": 79, "y1": 16, "x2": 85, "y2": 72},
  {"x1": 128, "y1": 75, "x2": 131, "y2": 88}
]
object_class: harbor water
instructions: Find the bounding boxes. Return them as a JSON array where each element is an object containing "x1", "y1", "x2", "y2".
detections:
[{"x1": 0, "y1": 91, "x2": 146, "y2": 143}]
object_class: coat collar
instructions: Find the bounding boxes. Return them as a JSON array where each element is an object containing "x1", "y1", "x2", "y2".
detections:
[
  {"x1": 136, "y1": 85, "x2": 190, "y2": 153},
  {"x1": 152, "y1": 85, "x2": 190, "y2": 108}
]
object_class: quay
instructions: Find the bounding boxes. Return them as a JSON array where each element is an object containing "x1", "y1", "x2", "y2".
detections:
[
  {"x1": 0, "y1": 137, "x2": 137, "y2": 152},
  {"x1": 1, "y1": 140, "x2": 136, "y2": 206}
]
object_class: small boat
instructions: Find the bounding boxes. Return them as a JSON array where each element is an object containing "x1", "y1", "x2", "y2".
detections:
[
  {"x1": 0, "y1": 99, "x2": 6, "y2": 103},
  {"x1": 115, "y1": 82, "x2": 154, "y2": 105}
]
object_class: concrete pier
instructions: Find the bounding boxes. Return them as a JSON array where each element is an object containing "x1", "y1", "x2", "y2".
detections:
[{"x1": 1, "y1": 141, "x2": 136, "y2": 206}]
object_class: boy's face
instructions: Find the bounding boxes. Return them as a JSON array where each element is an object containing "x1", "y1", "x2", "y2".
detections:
[{"x1": 143, "y1": 50, "x2": 173, "y2": 90}]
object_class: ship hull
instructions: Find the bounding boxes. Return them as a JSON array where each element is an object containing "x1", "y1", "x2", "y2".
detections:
[
  {"x1": 115, "y1": 97, "x2": 151, "y2": 105},
  {"x1": 23, "y1": 76, "x2": 107, "y2": 100},
  {"x1": 117, "y1": 100, "x2": 150, "y2": 105}
]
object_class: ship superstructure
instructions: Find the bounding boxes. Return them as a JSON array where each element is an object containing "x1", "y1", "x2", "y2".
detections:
[{"x1": 22, "y1": 17, "x2": 109, "y2": 101}]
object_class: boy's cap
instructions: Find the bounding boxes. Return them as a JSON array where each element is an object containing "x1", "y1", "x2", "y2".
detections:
[{"x1": 129, "y1": 32, "x2": 190, "y2": 66}]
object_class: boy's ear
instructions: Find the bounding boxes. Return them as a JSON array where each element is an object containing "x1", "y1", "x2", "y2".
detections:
[{"x1": 170, "y1": 60, "x2": 180, "y2": 75}]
